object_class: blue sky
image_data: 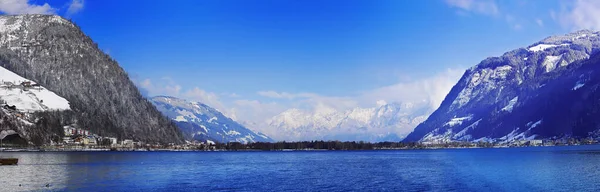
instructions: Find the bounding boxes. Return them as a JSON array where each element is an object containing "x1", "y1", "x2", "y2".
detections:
[
  {"x1": 69, "y1": 0, "x2": 569, "y2": 95},
  {"x1": 2, "y1": 0, "x2": 599, "y2": 133}
]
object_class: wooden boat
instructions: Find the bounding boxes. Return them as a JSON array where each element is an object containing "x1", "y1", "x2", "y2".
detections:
[{"x1": 0, "y1": 158, "x2": 18, "y2": 165}]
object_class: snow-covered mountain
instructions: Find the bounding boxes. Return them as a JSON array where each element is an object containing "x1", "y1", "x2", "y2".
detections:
[
  {"x1": 0, "y1": 14, "x2": 183, "y2": 144},
  {"x1": 404, "y1": 30, "x2": 600, "y2": 143},
  {"x1": 267, "y1": 102, "x2": 430, "y2": 142},
  {"x1": 150, "y1": 96, "x2": 273, "y2": 143}
]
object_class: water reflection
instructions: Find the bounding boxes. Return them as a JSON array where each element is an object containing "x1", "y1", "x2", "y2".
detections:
[
  {"x1": 2, "y1": 146, "x2": 600, "y2": 191},
  {"x1": 0, "y1": 153, "x2": 68, "y2": 191}
]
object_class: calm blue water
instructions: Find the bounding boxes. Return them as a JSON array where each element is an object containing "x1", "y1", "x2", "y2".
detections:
[{"x1": 1, "y1": 145, "x2": 600, "y2": 191}]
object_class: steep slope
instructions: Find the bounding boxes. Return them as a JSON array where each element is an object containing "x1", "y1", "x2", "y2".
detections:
[
  {"x1": 267, "y1": 103, "x2": 429, "y2": 142},
  {"x1": 0, "y1": 15, "x2": 183, "y2": 144},
  {"x1": 151, "y1": 96, "x2": 273, "y2": 143},
  {"x1": 404, "y1": 30, "x2": 600, "y2": 143}
]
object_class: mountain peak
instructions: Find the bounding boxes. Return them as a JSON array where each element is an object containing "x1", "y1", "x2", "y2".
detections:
[
  {"x1": 268, "y1": 102, "x2": 430, "y2": 142},
  {"x1": 0, "y1": 14, "x2": 75, "y2": 33},
  {"x1": 150, "y1": 96, "x2": 273, "y2": 143},
  {"x1": 405, "y1": 30, "x2": 600, "y2": 143},
  {"x1": 539, "y1": 29, "x2": 598, "y2": 45},
  {"x1": 0, "y1": 14, "x2": 184, "y2": 144}
]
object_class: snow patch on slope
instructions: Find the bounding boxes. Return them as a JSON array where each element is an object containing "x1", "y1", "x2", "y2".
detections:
[
  {"x1": 420, "y1": 128, "x2": 454, "y2": 144},
  {"x1": 226, "y1": 130, "x2": 241, "y2": 136},
  {"x1": 542, "y1": 55, "x2": 562, "y2": 72},
  {"x1": 453, "y1": 119, "x2": 482, "y2": 140},
  {"x1": 528, "y1": 43, "x2": 570, "y2": 52},
  {"x1": 0, "y1": 66, "x2": 70, "y2": 112},
  {"x1": 502, "y1": 97, "x2": 518, "y2": 112},
  {"x1": 174, "y1": 116, "x2": 187, "y2": 122},
  {"x1": 573, "y1": 75, "x2": 588, "y2": 91},
  {"x1": 573, "y1": 82, "x2": 585, "y2": 90},
  {"x1": 444, "y1": 115, "x2": 473, "y2": 127},
  {"x1": 527, "y1": 120, "x2": 543, "y2": 129},
  {"x1": 451, "y1": 66, "x2": 512, "y2": 109}
]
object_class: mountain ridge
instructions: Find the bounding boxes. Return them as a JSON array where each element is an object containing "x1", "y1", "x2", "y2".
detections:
[
  {"x1": 267, "y1": 102, "x2": 430, "y2": 142},
  {"x1": 0, "y1": 14, "x2": 183, "y2": 144},
  {"x1": 404, "y1": 30, "x2": 600, "y2": 143},
  {"x1": 150, "y1": 95, "x2": 273, "y2": 144}
]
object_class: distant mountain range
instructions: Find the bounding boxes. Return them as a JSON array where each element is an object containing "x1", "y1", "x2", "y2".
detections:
[
  {"x1": 267, "y1": 102, "x2": 430, "y2": 142},
  {"x1": 151, "y1": 96, "x2": 273, "y2": 144},
  {"x1": 404, "y1": 30, "x2": 600, "y2": 143}
]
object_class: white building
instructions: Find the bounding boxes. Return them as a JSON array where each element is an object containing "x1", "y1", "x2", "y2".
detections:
[
  {"x1": 122, "y1": 139, "x2": 134, "y2": 147},
  {"x1": 529, "y1": 140, "x2": 543, "y2": 146}
]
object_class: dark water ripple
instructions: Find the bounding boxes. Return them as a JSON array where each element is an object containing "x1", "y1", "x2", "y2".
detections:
[{"x1": 2, "y1": 145, "x2": 600, "y2": 191}]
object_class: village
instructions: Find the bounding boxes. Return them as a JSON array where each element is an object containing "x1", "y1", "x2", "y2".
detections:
[
  {"x1": 44, "y1": 125, "x2": 219, "y2": 151},
  {"x1": 0, "y1": 79, "x2": 212, "y2": 151}
]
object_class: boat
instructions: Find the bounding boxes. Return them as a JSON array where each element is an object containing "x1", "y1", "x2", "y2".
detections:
[{"x1": 0, "y1": 158, "x2": 18, "y2": 165}]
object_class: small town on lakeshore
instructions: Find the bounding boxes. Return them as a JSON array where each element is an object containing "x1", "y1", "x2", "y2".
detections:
[{"x1": 2, "y1": 125, "x2": 600, "y2": 152}]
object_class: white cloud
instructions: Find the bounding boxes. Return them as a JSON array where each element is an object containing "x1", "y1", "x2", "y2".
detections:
[
  {"x1": 0, "y1": 0, "x2": 55, "y2": 14},
  {"x1": 558, "y1": 0, "x2": 600, "y2": 30},
  {"x1": 360, "y1": 69, "x2": 464, "y2": 110},
  {"x1": 513, "y1": 24, "x2": 522, "y2": 30},
  {"x1": 257, "y1": 68, "x2": 464, "y2": 112},
  {"x1": 66, "y1": 0, "x2": 84, "y2": 16},
  {"x1": 550, "y1": 10, "x2": 557, "y2": 21},
  {"x1": 535, "y1": 18, "x2": 544, "y2": 27},
  {"x1": 136, "y1": 68, "x2": 465, "y2": 140},
  {"x1": 139, "y1": 79, "x2": 152, "y2": 89},
  {"x1": 135, "y1": 77, "x2": 256, "y2": 121},
  {"x1": 445, "y1": 0, "x2": 499, "y2": 16},
  {"x1": 182, "y1": 87, "x2": 227, "y2": 114},
  {"x1": 256, "y1": 91, "x2": 316, "y2": 100},
  {"x1": 233, "y1": 100, "x2": 285, "y2": 120},
  {"x1": 222, "y1": 93, "x2": 241, "y2": 98},
  {"x1": 249, "y1": 69, "x2": 465, "y2": 140}
]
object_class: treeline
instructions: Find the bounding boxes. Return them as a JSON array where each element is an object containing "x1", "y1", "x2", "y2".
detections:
[{"x1": 208, "y1": 141, "x2": 490, "y2": 151}]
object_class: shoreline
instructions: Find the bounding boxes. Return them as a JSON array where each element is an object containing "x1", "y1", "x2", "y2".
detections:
[{"x1": 0, "y1": 143, "x2": 594, "y2": 152}]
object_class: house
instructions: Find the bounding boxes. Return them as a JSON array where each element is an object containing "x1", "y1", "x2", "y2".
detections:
[
  {"x1": 63, "y1": 126, "x2": 77, "y2": 136},
  {"x1": 74, "y1": 136, "x2": 90, "y2": 145},
  {"x1": 529, "y1": 140, "x2": 543, "y2": 146},
  {"x1": 133, "y1": 141, "x2": 144, "y2": 147},
  {"x1": 543, "y1": 139, "x2": 555, "y2": 146},
  {"x1": 99, "y1": 137, "x2": 117, "y2": 146},
  {"x1": 514, "y1": 140, "x2": 527, "y2": 146},
  {"x1": 108, "y1": 137, "x2": 118, "y2": 145},
  {"x1": 20, "y1": 81, "x2": 31, "y2": 87},
  {"x1": 122, "y1": 139, "x2": 134, "y2": 147},
  {"x1": 63, "y1": 136, "x2": 74, "y2": 144},
  {"x1": 75, "y1": 129, "x2": 90, "y2": 136},
  {"x1": 87, "y1": 136, "x2": 97, "y2": 145}
]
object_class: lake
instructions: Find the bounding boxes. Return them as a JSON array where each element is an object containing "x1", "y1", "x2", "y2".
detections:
[{"x1": 1, "y1": 145, "x2": 600, "y2": 191}]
